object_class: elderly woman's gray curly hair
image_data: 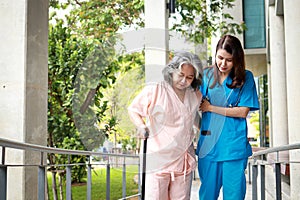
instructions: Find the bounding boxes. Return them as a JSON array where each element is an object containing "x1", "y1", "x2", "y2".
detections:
[{"x1": 162, "y1": 51, "x2": 203, "y2": 90}]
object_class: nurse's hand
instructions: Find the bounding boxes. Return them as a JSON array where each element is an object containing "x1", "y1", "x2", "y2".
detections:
[{"x1": 200, "y1": 99, "x2": 211, "y2": 113}]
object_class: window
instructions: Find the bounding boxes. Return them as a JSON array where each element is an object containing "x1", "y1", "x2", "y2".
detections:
[{"x1": 243, "y1": 0, "x2": 266, "y2": 49}]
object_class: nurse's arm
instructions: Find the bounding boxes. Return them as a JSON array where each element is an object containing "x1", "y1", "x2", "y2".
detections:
[
  {"x1": 200, "y1": 99, "x2": 250, "y2": 118},
  {"x1": 209, "y1": 105, "x2": 250, "y2": 118}
]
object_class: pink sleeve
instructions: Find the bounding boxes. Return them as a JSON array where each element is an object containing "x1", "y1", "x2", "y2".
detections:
[
  {"x1": 127, "y1": 85, "x2": 153, "y2": 127},
  {"x1": 196, "y1": 89, "x2": 203, "y2": 102}
]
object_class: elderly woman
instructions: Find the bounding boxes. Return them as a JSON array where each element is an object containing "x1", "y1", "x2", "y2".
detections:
[{"x1": 128, "y1": 51, "x2": 203, "y2": 199}]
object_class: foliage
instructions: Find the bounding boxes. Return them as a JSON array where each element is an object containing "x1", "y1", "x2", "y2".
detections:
[
  {"x1": 249, "y1": 111, "x2": 260, "y2": 131},
  {"x1": 71, "y1": 39, "x2": 120, "y2": 151},
  {"x1": 48, "y1": 18, "x2": 92, "y2": 182},
  {"x1": 48, "y1": 0, "x2": 144, "y2": 183},
  {"x1": 171, "y1": 0, "x2": 246, "y2": 43},
  {"x1": 49, "y1": 0, "x2": 59, "y2": 8},
  {"x1": 66, "y1": 0, "x2": 144, "y2": 39},
  {"x1": 58, "y1": 0, "x2": 245, "y2": 45},
  {"x1": 101, "y1": 52, "x2": 145, "y2": 150},
  {"x1": 48, "y1": 0, "x2": 144, "y2": 149}
]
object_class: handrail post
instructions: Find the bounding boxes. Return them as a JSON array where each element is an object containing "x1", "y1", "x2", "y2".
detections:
[
  {"x1": 87, "y1": 156, "x2": 92, "y2": 200},
  {"x1": 1, "y1": 146, "x2": 5, "y2": 165},
  {"x1": 252, "y1": 164, "x2": 258, "y2": 200},
  {"x1": 275, "y1": 162, "x2": 282, "y2": 200},
  {"x1": 0, "y1": 147, "x2": 7, "y2": 200},
  {"x1": 248, "y1": 161, "x2": 252, "y2": 184},
  {"x1": 106, "y1": 162, "x2": 111, "y2": 200},
  {"x1": 0, "y1": 165, "x2": 7, "y2": 200},
  {"x1": 260, "y1": 165, "x2": 265, "y2": 200},
  {"x1": 66, "y1": 155, "x2": 72, "y2": 200},
  {"x1": 38, "y1": 152, "x2": 46, "y2": 200},
  {"x1": 138, "y1": 155, "x2": 141, "y2": 200},
  {"x1": 122, "y1": 157, "x2": 126, "y2": 199}
]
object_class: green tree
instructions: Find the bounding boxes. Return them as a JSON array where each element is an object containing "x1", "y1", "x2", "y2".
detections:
[
  {"x1": 48, "y1": 0, "x2": 143, "y2": 149},
  {"x1": 172, "y1": 0, "x2": 246, "y2": 43},
  {"x1": 53, "y1": 0, "x2": 245, "y2": 43},
  {"x1": 64, "y1": 0, "x2": 144, "y2": 150},
  {"x1": 101, "y1": 52, "x2": 145, "y2": 152},
  {"x1": 48, "y1": 1, "x2": 144, "y2": 187},
  {"x1": 66, "y1": 0, "x2": 144, "y2": 39},
  {"x1": 48, "y1": 18, "x2": 91, "y2": 184}
]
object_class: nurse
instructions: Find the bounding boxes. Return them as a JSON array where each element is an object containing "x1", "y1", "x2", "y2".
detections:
[
  {"x1": 196, "y1": 35, "x2": 259, "y2": 200},
  {"x1": 128, "y1": 51, "x2": 203, "y2": 199}
]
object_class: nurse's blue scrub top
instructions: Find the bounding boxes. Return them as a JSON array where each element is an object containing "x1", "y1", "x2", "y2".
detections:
[{"x1": 196, "y1": 68, "x2": 260, "y2": 161}]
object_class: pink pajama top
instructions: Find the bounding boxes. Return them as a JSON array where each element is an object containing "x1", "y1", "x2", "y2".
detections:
[{"x1": 128, "y1": 81, "x2": 202, "y2": 177}]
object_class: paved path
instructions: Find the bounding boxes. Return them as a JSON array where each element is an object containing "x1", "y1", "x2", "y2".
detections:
[
  {"x1": 190, "y1": 179, "x2": 253, "y2": 200},
  {"x1": 189, "y1": 164, "x2": 285, "y2": 200},
  {"x1": 191, "y1": 165, "x2": 262, "y2": 200}
]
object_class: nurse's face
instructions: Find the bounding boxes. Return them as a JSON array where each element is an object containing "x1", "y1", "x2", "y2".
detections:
[
  {"x1": 216, "y1": 49, "x2": 234, "y2": 76},
  {"x1": 172, "y1": 63, "x2": 195, "y2": 90}
]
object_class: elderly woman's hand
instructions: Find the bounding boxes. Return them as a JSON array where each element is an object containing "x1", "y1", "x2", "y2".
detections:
[{"x1": 136, "y1": 127, "x2": 150, "y2": 139}]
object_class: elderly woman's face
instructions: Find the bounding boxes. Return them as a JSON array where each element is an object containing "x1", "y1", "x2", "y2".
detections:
[{"x1": 172, "y1": 63, "x2": 195, "y2": 90}]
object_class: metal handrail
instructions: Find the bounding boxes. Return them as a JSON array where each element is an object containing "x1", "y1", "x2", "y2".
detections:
[
  {"x1": 0, "y1": 137, "x2": 140, "y2": 200},
  {"x1": 0, "y1": 137, "x2": 138, "y2": 158},
  {"x1": 249, "y1": 143, "x2": 300, "y2": 200},
  {"x1": 252, "y1": 143, "x2": 300, "y2": 159}
]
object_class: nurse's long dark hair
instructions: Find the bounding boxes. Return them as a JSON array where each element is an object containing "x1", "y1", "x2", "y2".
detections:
[{"x1": 209, "y1": 35, "x2": 246, "y2": 89}]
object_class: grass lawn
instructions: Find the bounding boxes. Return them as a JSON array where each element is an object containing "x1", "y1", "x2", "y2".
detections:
[{"x1": 47, "y1": 165, "x2": 139, "y2": 200}]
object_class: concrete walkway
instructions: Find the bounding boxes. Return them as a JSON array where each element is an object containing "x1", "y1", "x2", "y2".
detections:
[
  {"x1": 190, "y1": 164, "x2": 290, "y2": 200},
  {"x1": 190, "y1": 178, "x2": 253, "y2": 200}
]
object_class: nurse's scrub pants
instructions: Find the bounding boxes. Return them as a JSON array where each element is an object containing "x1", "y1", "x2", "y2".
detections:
[{"x1": 198, "y1": 158, "x2": 248, "y2": 200}]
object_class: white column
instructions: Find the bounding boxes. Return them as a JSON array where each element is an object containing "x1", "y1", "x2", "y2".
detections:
[
  {"x1": 0, "y1": 0, "x2": 48, "y2": 199},
  {"x1": 145, "y1": 0, "x2": 169, "y2": 83},
  {"x1": 283, "y1": 1, "x2": 300, "y2": 199},
  {"x1": 268, "y1": 6, "x2": 288, "y2": 147}
]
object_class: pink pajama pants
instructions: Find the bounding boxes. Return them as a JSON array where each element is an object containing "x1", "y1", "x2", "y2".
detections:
[{"x1": 145, "y1": 171, "x2": 193, "y2": 200}]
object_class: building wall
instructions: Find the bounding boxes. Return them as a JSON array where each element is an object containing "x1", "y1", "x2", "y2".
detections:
[
  {"x1": 245, "y1": 54, "x2": 268, "y2": 77},
  {"x1": 282, "y1": 0, "x2": 300, "y2": 198},
  {"x1": 218, "y1": 1, "x2": 268, "y2": 77},
  {"x1": 0, "y1": 0, "x2": 48, "y2": 199}
]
